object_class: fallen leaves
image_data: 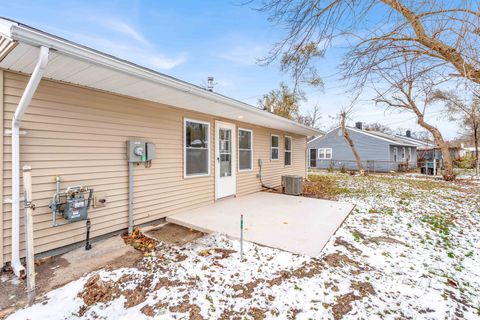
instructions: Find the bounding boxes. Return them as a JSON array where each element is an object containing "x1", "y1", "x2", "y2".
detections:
[
  {"x1": 79, "y1": 275, "x2": 120, "y2": 307},
  {"x1": 122, "y1": 228, "x2": 157, "y2": 252},
  {"x1": 198, "y1": 248, "x2": 237, "y2": 259}
]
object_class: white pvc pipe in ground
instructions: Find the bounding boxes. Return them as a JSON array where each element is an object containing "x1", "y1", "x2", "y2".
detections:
[
  {"x1": 22, "y1": 165, "x2": 35, "y2": 304},
  {"x1": 11, "y1": 46, "x2": 49, "y2": 277}
]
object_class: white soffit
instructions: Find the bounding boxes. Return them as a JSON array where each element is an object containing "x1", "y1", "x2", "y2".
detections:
[{"x1": 0, "y1": 19, "x2": 320, "y2": 136}]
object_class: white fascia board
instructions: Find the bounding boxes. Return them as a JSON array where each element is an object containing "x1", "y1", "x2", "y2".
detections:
[{"x1": 9, "y1": 22, "x2": 320, "y2": 136}]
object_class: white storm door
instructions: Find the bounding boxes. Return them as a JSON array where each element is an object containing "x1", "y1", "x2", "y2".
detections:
[{"x1": 215, "y1": 121, "x2": 236, "y2": 199}]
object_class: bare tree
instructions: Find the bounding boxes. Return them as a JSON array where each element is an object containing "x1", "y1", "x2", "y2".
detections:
[
  {"x1": 258, "y1": 82, "x2": 306, "y2": 119},
  {"x1": 297, "y1": 104, "x2": 322, "y2": 129},
  {"x1": 364, "y1": 122, "x2": 393, "y2": 134},
  {"x1": 434, "y1": 92, "x2": 480, "y2": 175},
  {"x1": 340, "y1": 110, "x2": 365, "y2": 175},
  {"x1": 257, "y1": 0, "x2": 480, "y2": 180},
  {"x1": 371, "y1": 56, "x2": 456, "y2": 180},
  {"x1": 259, "y1": 0, "x2": 480, "y2": 88}
]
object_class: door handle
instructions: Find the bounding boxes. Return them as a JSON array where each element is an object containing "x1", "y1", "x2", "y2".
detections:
[{"x1": 217, "y1": 157, "x2": 220, "y2": 162}]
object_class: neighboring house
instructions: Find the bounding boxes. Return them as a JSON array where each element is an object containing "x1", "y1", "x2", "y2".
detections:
[
  {"x1": 393, "y1": 132, "x2": 437, "y2": 162},
  {"x1": 0, "y1": 18, "x2": 320, "y2": 269},
  {"x1": 399, "y1": 134, "x2": 466, "y2": 163},
  {"x1": 308, "y1": 123, "x2": 418, "y2": 172}
]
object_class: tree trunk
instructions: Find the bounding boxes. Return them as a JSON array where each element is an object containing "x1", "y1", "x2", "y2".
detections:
[
  {"x1": 474, "y1": 122, "x2": 479, "y2": 176},
  {"x1": 416, "y1": 115, "x2": 456, "y2": 180},
  {"x1": 402, "y1": 93, "x2": 456, "y2": 180},
  {"x1": 341, "y1": 112, "x2": 365, "y2": 175}
]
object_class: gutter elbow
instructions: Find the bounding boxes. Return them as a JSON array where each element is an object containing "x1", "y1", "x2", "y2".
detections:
[
  {"x1": 38, "y1": 46, "x2": 49, "y2": 69},
  {"x1": 12, "y1": 115, "x2": 21, "y2": 128}
]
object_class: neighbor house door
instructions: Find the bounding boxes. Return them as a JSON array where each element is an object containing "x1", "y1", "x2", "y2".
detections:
[
  {"x1": 215, "y1": 121, "x2": 236, "y2": 199},
  {"x1": 309, "y1": 149, "x2": 317, "y2": 168}
]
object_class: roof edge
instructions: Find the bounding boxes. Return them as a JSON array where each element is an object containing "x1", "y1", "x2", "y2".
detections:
[
  {"x1": 308, "y1": 126, "x2": 418, "y2": 146},
  {"x1": 3, "y1": 18, "x2": 320, "y2": 136},
  {"x1": 348, "y1": 127, "x2": 418, "y2": 146}
]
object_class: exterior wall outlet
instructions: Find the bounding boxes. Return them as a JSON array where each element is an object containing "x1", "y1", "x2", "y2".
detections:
[{"x1": 93, "y1": 192, "x2": 108, "y2": 208}]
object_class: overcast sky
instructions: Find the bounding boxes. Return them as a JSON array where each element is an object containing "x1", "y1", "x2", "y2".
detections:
[{"x1": 1, "y1": 0, "x2": 463, "y2": 139}]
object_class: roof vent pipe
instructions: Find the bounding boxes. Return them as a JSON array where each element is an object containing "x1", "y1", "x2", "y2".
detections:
[
  {"x1": 11, "y1": 46, "x2": 49, "y2": 277},
  {"x1": 207, "y1": 76, "x2": 214, "y2": 92},
  {"x1": 355, "y1": 122, "x2": 363, "y2": 130}
]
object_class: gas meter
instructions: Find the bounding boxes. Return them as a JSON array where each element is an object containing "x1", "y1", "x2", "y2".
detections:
[
  {"x1": 49, "y1": 178, "x2": 94, "y2": 225},
  {"x1": 49, "y1": 177, "x2": 94, "y2": 250}
]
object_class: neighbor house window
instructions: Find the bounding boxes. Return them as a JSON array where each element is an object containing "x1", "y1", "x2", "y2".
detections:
[
  {"x1": 271, "y1": 135, "x2": 279, "y2": 160},
  {"x1": 184, "y1": 119, "x2": 210, "y2": 176},
  {"x1": 402, "y1": 147, "x2": 406, "y2": 160},
  {"x1": 393, "y1": 147, "x2": 398, "y2": 162},
  {"x1": 408, "y1": 147, "x2": 412, "y2": 161},
  {"x1": 284, "y1": 136, "x2": 292, "y2": 166},
  {"x1": 318, "y1": 148, "x2": 332, "y2": 159},
  {"x1": 238, "y1": 128, "x2": 253, "y2": 171}
]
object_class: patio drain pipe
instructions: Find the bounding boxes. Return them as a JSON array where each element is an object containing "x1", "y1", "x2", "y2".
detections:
[{"x1": 11, "y1": 46, "x2": 49, "y2": 277}]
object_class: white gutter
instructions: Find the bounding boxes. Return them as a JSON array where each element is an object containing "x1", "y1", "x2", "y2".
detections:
[
  {"x1": 9, "y1": 23, "x2": 320, "y2": 136},
  {"x1": 11, "y1": 45, "x2": 49, "y2": 277}
]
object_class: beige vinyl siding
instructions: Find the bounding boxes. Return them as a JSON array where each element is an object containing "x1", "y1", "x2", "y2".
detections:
[
  {"x1": 235, "y1": 125, "x2": 305, "y2": 196},
  {"x1": 0, "y1": 70, "x2": 3, "y2": 266},
  {"x1": 1, "y1": 70, "x2": 305, "y2": 264}
]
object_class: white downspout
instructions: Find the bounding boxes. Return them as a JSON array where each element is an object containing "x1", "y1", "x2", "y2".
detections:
[{"x1": 11, "y1": 46, "x2": 49, "y2": 277}]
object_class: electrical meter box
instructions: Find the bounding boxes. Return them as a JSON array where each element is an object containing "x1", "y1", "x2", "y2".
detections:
[{"x1": 127, "y1": 140, "x2": 155, "y2": 163}]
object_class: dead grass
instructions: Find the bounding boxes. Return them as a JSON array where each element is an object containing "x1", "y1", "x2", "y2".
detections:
[
  {"x1": 145, "y1": 224, "x2": 204, "y2": 246},
  {"x1": 330, "y1": 281, "x2": 375, "y2": 320},
  {"x1": 304, "y1": 175, "x2": 349, "y2": 199}
]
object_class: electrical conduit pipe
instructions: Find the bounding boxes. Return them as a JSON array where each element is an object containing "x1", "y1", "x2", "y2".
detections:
[{"x1": 11, "y1": 46, "x2": 49, "y2": 277}]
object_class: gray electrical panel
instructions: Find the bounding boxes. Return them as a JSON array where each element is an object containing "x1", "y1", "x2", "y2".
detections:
[{"x1": 127, "y1": 140, "x2": 155, "y2": 163}]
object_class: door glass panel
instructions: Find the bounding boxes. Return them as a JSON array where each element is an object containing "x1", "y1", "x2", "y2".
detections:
[{"x1": 219, "y1": 128, "x2": 232, "y2": 177}]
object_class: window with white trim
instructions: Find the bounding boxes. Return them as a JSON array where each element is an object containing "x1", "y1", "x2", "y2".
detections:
[
  {"x1": 184, "y1": 119, "x2": 210, "y2": 176},
  {"x1": 318, "y1": 148, "x2": 332, "y2": 159},
  {"x1": 408, "y1": 147, "x2": 412, "y2": 161},
  {"x1": 238, "y1": 129, "x2": 253, "y2": 171},
  {"x1": 402, "y1": 147, "x2": 406, "y2": 160},
  {"x1": 393, "y1": 147, "x2": 398, "y2": 162},
  {"x1": 284, "y1": 136, "x2": 292, "y2": 166},
  {"x1": 271, "y1": 135, "x2": 279, "y2": 160}
]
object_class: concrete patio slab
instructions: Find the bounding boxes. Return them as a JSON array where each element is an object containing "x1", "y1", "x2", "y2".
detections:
[{"x1": 167, "y1": 192, "x2": 355, "y2": 256}]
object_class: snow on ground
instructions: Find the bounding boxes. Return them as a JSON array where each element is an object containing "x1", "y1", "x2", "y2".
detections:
[{"x1": 7, "y1": 172, "x2": 480, "y2": 320}]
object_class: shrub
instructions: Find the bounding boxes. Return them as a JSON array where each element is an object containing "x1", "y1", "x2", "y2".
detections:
[{"x1": 456, "y1": 154, "x2": 476, "y2": 169}]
